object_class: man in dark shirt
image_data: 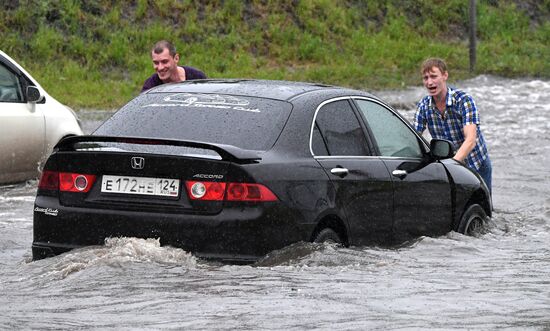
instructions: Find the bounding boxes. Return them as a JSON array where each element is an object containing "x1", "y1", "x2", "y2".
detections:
[{"x1": 141, "y1": 40, "x2": 206, "y2": 92}]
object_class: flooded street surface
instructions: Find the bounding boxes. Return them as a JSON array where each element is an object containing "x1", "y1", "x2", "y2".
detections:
[{"x1": 1, "y1": 76, "x2": 549, "y2": 329}]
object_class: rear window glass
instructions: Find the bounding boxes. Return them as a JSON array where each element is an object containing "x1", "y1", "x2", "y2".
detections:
[{"x1": 94, "y1": 92, "x2": 292, "y2": 151}]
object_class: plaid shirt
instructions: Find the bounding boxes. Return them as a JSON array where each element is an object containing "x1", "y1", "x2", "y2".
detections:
[{"x1": 414, "y1": 87, "x2": 489, "y2": 171}]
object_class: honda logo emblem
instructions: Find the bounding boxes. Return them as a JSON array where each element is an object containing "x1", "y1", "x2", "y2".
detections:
[{"x1": 131, "y1": 157, "x2": 145, "y2": 169}]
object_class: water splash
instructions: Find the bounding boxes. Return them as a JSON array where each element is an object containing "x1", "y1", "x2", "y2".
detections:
[{"x1": 39, "y1": 237, "x2": 197, "y2": 280}]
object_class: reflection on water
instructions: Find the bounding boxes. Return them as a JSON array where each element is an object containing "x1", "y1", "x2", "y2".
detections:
[{"x1": 1, "y1": 76, "x2": 550, "y2": 329}]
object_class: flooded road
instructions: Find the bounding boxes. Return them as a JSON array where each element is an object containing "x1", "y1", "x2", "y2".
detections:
[{"x1": 1, "y1": 76, "x2": 549, "y2": 329}]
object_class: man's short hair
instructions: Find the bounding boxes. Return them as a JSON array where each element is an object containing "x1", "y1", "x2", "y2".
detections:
[
  {"x1": 152, "y1": 40, "x2": 177, "y2": 57},
  {"x1": 421, "y1": 58, "x2": 447, "y2": 74}
]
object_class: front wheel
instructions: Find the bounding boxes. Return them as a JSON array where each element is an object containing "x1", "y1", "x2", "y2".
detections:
[
  {"x1": 313, "y1": 228, "x2": 343, "y2": 245},
  {"x1": 457, "y1": 204, "x2": 487, "y2": 236}
]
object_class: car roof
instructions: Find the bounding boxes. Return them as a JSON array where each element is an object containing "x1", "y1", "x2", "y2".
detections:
[{"x1": 143, "y1": 79, "x2": 375, "y2": 101}]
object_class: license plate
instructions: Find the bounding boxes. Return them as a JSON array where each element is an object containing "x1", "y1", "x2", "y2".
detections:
[{"x1": 101, "y1": 175, "x2": 180, "y2": 197}]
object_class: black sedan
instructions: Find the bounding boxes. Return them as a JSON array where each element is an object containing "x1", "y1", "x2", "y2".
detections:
[{"x1": 33, "y1": 79, "x2": 492, "y2": 262}]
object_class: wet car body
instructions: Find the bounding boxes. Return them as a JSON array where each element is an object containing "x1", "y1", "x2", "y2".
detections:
[
  {"x1": 0, "y1": 50, "x2": 82, "y2": 184},
  {"x1": 33, "y1": 79, "x2": 492, "y2": 262}
]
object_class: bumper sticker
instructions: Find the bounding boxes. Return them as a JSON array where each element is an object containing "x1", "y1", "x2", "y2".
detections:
[{"x1": 34, "y1": 206, "x2": 59, "y2": 216}]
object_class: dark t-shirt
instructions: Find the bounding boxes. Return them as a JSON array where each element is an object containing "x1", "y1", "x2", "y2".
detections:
[{"x1": 141, "y1": 66, "x2": 207, "y2": 92}]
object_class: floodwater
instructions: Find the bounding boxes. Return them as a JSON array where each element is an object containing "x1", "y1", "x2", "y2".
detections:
[{"x1": 1, "y1": 76, "x2": 549, "y2": 330}]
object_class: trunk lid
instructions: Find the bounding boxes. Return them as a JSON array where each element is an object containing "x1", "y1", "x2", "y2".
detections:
[{"x1": 52, "y1": 136, "x2": 261, "y2": 214}]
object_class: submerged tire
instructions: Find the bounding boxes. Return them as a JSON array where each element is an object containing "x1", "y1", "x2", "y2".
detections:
[
  {"x1": 313, "y1": 228, "x2": 343, "y2": 244},
  {"x1": 457, "y1": 204, "x2": 487, "y2": 236}
]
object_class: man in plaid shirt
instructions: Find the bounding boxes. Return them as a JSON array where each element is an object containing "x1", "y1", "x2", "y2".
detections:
[{"x1": 413, "y1": 58, "x2": 492, "y2": 194}]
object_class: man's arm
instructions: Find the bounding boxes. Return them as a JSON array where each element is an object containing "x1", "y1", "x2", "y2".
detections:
[
  {"x1": 141, "y1": 75, "x2": 157, "y2": 93},
  {"x1": 453, "y1": 124, "x2": 477, "y2": 162},
  {"x1": 413, "y1": 104, "x2": 426, "y2": 134}
]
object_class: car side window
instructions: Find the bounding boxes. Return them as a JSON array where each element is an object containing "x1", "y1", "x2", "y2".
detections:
[
  {"x1": 0, "y1": 63, "x2": 23, "y2": 103},
  {"x1": 312, "y1": 99, "x2": 369, "y2": 156},
  {"x1": 355, "y1": 99, "x2": 423, "y2": 158}
]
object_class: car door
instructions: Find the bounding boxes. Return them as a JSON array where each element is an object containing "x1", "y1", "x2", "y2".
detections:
[
  {"x1": 311, "y1": 98, "x2": 394, "y2": 245},
  {"x1": 353, "y1": 98, "x2": 453, "y2": 242},
  {"x1": 0, "y1": 58, "x2": 45, "y2": 182}
]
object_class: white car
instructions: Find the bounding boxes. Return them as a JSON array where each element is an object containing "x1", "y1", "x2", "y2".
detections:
[{"x1": 0, "y1": 50, "x2": 82, "y2": 184}]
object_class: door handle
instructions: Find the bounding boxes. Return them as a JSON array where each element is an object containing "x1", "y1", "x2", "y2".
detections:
[
  {"x1": 331, "y1": 167, "x2": 349, "y2": 177},
  {"x1": 392, "y1": 169, "x2": 408, "y2": 178}
]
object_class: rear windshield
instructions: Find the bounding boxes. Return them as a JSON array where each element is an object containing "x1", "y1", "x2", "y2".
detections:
[{"x1": 94, "y1": 92, "x2": 292, "y2": 151}]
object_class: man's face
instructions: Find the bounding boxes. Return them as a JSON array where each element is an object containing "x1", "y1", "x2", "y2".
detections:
[
  {"x1": 152, "y1": 48, "x2": 179, "y2": 82},
  {"x1": 422, "y1": 66, "x2": 448, "y2": 98}
]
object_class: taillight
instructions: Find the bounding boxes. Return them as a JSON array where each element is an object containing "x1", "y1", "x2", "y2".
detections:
[
  {"x1": 38, "y1": 171, "x2": 59, "y2": 190},
  {"x1": 59, "y1": 173, "x2": 96, "y2": 192},
  {"x1": 185, "y1": 181, "x2": 278, "y2": 202},
  {"x1": 38, "y1": 171, "x2": 96, "y2": 192},
  {"x1": 185, "y1": 181, "x2": 226, "y2": 200},
  {"x1": 226, "y1": 183, "x2": 278, "y2": 201}
]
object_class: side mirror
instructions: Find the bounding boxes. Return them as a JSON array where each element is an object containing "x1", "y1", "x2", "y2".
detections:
[
  {"x1": 430, "y1": 139, "x2": 455, "y2": 160},
  {"x1": 26, "y1": 86, "x2": 44, "y2": 103}
]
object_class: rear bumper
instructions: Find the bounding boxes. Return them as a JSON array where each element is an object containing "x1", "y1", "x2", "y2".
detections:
[
  {"x1": 32, "y1": 242, "x2": 80, "y2": 260},
  {"x1": 33, "y1": 196, "x2": 310, "y2": 262}
]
